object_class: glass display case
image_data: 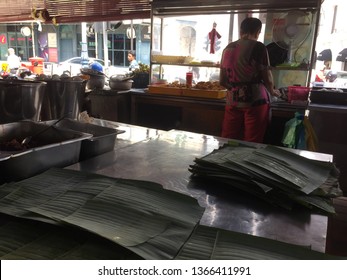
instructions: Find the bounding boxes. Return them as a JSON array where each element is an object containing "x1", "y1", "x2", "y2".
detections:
[
  {"x1": 150, "y1": 14, "x2": 230, "y2": 84},
  {"x1": 150, "y1": 0, "x2": 322, "y2": 88}
]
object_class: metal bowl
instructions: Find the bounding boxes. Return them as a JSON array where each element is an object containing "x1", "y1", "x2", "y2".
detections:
[
  {"x1": 86, "y1": 75, "x2": 105, "y2": 90},
  {"x1": 109, "y1": 75, "x2": 133, "y2": 90}
]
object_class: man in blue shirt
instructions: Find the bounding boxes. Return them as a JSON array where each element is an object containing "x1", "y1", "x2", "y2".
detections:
[{"x1": 128, "y1": 50, "x2": 139, "y2": 71}]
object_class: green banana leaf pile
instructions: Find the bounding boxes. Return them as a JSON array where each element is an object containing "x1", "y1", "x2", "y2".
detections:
[
  {"x1": 0, "y1": 168, "x2": 204, "y2": 260},
  {"x1": 0, "y1": 167, "x2": 344, "y2": 259},
  {"x1": 189, "y1": 142, "x2": 342, "y2": 214}
]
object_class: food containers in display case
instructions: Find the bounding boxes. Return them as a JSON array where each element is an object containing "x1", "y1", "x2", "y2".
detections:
[
  {"x1": 0, "y1": 79, "x2": 46, "y2": 124},
  {"x1": 0, "y1": 120, "x2": 92, "y2": 183}
]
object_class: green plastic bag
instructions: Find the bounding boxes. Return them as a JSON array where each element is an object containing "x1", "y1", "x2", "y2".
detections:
[
  {"x1": 282, "y1": 112, "x2": 318, "y2": 151},
  {"x1": 282, "y1": 112, "x2": 305, "y2": 149}
]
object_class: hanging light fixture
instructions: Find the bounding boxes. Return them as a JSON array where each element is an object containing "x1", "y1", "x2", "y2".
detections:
[
  {"x1": 20, "y1": 26, "x2": 31, "y2": 37},
  {"x1": 126, "y1": 27, "x2": 136, "y2": 39}
]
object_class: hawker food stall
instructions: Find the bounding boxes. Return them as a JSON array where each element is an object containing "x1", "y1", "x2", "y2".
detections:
[
  {"x1": 0, "y1": 117, "x2": 343, "y2": 259},
  {"x1": 1, "y1": 0, "x2": 346, "y2": 261}
]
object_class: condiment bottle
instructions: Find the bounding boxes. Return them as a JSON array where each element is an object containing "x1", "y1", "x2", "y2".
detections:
[{"x1": 186, "y1": 72, "x2": 193, "y2": 88}]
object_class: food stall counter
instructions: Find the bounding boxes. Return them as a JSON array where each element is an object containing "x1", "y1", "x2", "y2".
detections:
[{"x1": 67, "y1": 120, "x2": 331, "y2": 253}]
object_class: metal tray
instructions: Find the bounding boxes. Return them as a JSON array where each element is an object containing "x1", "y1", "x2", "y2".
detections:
[
  {"x1": 44, "y1": 118, "x2": 125, "y2": 161},
  {"x1": 0, "y1": 120, "x2": 92, "y2": 183}
]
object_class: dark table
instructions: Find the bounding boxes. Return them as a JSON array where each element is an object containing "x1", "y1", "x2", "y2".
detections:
[{"x1": 67, "y1": 119, "x2": 332, "y2": 253}]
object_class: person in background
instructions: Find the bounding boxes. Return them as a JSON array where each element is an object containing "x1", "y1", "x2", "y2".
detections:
[
  {"x1": 7, "y1": 48, "x2": 21, "y2": 73},
  {"x1": 219, "y1": 17, "x2": 280, "y2": 143},
  {"x1": 190, "y1": 66, "x2": 200, "y2": 84},
  {"x1": 315, "y1": 60, "x2": 331, "y2": 82},
  {"x1": 128, "y1": 50, "x2": 139, "y2": 71}
]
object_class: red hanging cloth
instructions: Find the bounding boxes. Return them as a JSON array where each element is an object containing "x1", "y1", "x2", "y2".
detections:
[{"x1": 208, "y1": 22, "x2": 221, "y2": 54}]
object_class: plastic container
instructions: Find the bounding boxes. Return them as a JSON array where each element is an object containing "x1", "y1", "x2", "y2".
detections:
[
  {"x1": 133, "y1": 73, "x2": 149, "y2": 88},
  {"x1": 29, "y1": 57, "x2": 44, "y2": 74},
  {"x1": 40, "y1": 79, "x2": 86, "y2": 121},
  {"x1": 287, "y1": 86, "x2": 310, "y2": 103},
  {"x1": 0, "y1": 80, "x2": 46, "y2": 124}
]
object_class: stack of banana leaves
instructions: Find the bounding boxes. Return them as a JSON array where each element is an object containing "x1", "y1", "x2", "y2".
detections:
[{"x1": 189, "y1": 142, "x2": 342, "y2": 214}]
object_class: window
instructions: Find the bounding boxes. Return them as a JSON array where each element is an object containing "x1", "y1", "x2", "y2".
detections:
[{"x1": 4, "y1": 25, "x2": 33, "y2": 61}]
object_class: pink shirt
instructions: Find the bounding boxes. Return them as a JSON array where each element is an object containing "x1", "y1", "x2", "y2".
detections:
[{"x1": 220, "y1": 39, "x2": 270, "y2": 107}]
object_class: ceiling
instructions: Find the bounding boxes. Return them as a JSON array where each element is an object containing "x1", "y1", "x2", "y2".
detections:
[
  {"x1": 152, "y1": 0, "x2": 322, "y2": 15},
  {"x1": 0, "y1": 0, "x2": 152, "y2": 24},
  {"x1": 0, "y1": 0, "x2": 323, "y2": 24}
]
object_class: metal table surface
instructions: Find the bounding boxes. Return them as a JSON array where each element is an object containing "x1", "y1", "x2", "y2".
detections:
[{"x1": 68, "y1": 120, "x2": 332, "y2": 253}]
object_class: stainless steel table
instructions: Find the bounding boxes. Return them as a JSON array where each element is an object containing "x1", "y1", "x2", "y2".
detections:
[{"x1": 68, "y1": 120, "x2": 333, "y2": 253}]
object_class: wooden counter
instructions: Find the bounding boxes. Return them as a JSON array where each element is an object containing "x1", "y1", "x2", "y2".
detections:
[
  {"x1": 88, "y1": 88, "x2": 307, "y2": 146},
  {"x1": 130, "y1": 90, "x2": 306, "y2": 145},
  {"x1": 131, "y1": 91, "x2": 225, "y2": 136}
]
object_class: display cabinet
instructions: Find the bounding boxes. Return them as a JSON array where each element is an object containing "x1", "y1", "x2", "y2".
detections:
[
  {"x1": 130, "y1": 0, "x2": 323, "y2": 137},
  {"x1": 149, "y1": 0, "x2": 322, "y2": 88},
  {"x1": 149, "y1": 13, "x2": 230, "y2": 84}
]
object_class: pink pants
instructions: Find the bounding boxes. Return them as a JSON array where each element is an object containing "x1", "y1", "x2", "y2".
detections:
[{"x1": 221, "y1": 104, "x2": 270, "y2": 143}]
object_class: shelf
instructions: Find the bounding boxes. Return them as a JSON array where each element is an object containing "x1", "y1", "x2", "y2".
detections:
[
  {"x1": 147, "y1": 85, "x2": 227, "y2": 99},
  {"x1": 271, "y1": 66, "x2": 310, "y2": 71},
  {"x1": 151, "y1": 62, "x2": 220, "y2": 68},
  {"x1": 151, "y1": 63, "x2": 309, "y2": 70}
]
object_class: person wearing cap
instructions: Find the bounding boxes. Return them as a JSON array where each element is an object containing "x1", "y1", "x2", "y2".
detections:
[{"x1": 128, "y1": 50, "x2": 139, "y2": 71}]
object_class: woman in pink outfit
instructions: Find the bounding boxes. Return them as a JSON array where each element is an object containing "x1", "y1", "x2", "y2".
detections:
[{"x1": 220, "y1": 17, "x2": 280, "y2": 143}]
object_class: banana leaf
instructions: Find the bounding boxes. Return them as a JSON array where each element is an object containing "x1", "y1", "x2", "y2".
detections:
[
  {"x1": 189, "y1": 163, "x2": 273, "y2": 193},
  {"x1": 190, "y1": 172, "x2": 295, "y2": 210},
  {"x1": 0, "y1": 168, "x2": 98, "y2": 220},
  {"x1": 0, "y1": 168, "x2": 204, "y2": 260},
  {"x1": 253, "y1": 146, "x2": 332, "y2": 193},
  {"x1": 175, "y1": 224, "x2": 344, "y2": 260},
  {"x1": 189, "y1": 143, "x2": 341, "y2": 213},
  {"x1": 0, "y1": 217, "x2": 141, "y2": 260},
  {"x1": 195, "y1": 148, "x2": 298, "y2": 194}
]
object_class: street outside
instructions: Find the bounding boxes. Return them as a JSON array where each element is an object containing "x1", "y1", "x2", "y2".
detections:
[{"x1": 0, "y1": 59, "x2": 131, "y2": 78}]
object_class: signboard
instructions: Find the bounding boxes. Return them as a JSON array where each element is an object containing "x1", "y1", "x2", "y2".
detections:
[{"x1": 0, "y1": 34, "x2": 7, "y2": 44}]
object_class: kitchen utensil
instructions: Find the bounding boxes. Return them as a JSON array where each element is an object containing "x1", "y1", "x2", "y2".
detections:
[
  {"x1": 80, "y1": 68, "x2": 108, "y2": 90},
  {"x1": 110, "y1": 74, "x2": 134, "y2": 81},
  {"x1": 21, "y1": 114, "x2": 68, "y2": 145},
  {"x1": 109, "y1": 74, "x2": 134, "y2": 90}
]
